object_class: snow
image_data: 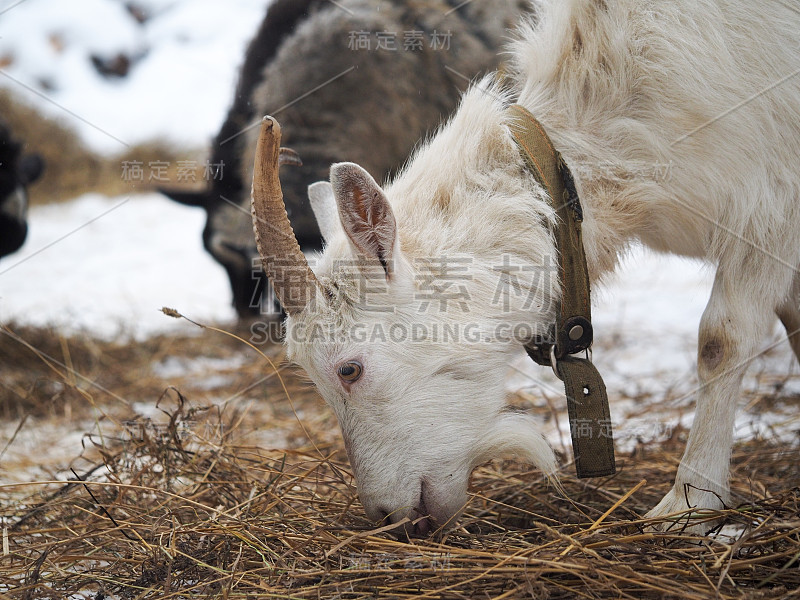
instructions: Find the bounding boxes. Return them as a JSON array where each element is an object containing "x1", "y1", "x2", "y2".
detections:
[
  {"x1": 151, "y1": 353, "x2": 249, "y2": 379},
  {"x1": 0, "y1": 418, "x2": 94, "y2": 486},
  {"x1": 0, "y1": 193, "x2": 236, "y2": 338},
  {"x1": 0, "y1": 0, "x2": 273, "y2": 152}
]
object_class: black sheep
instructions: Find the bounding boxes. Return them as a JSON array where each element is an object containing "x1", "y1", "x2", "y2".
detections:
[{"x1": 0, "y1": 120, "x2": 44, "y2": 259}]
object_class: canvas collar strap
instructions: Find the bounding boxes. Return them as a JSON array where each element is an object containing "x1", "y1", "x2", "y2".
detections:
[{"x1": 507, "y1": 103, "x2": 616, "y2": 479}]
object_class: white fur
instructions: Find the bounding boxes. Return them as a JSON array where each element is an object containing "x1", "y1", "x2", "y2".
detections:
[
  {"x1": 307, "y1": 181, "x2": 340, "y2": 244},
  {"x1": 286, "y1": 0, "x2": 800, "y2": 533}
]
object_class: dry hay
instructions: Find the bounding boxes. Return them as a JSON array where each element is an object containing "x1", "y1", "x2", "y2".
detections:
[{"x1": 1, "y1": 323, "x2": 800, "y2": 599}]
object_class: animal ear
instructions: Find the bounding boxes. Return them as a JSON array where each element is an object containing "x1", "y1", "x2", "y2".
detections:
[
  {"x1": 330, "y1": 162, "x2": 397, "y2": 277},
  {"x1": 307, "y1": 181, "x2": 341, "y2": 244},
  {"x1": 18, "y1": 154, "x2": 44, "y2": 185},
  {"x1": 159, "y1": 187, "x2": 211, "y2": 209}
]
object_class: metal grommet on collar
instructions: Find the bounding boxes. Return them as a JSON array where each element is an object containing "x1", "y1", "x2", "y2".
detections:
[{"x1": 561, "y1": 316, "x2": 593, "y2": 356}]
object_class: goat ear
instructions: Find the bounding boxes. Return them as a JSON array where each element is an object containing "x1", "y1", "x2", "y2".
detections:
[
  {"x1": 330, "y1": 162, "x2": 397, "y2": 277},
  {"x1": 307, "y1": 181, "x2": 340, "y2": 244}
]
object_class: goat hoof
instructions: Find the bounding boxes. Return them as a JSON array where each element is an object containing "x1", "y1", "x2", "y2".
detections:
[{"x1": 644, "y1": 483, "x2": 728, "y2": 534}]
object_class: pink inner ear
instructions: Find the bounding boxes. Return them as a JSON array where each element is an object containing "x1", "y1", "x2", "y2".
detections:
[
  {"x1": 351, "y1": 186, "x2": 395, "y2": 270},
  {"x1": 335, "y1": 165, "x2": 396, "y2": 276}
]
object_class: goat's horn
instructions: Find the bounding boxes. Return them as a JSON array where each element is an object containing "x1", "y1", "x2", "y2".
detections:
[
  {"x1": 278, "y1": 147, "x2": 302, "y2": 167},
  {"x1": 252, "y1": 116, "x2": 319, "y2": 315}
]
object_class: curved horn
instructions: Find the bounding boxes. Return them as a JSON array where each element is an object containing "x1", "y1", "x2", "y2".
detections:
[{"x1": 251, "y1": 116, "x2": 319, "y2": 314}]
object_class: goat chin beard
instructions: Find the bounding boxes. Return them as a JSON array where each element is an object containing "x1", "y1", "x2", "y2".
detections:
[{"x1": 474, "y1": 411, "x2": 559, "y2": 488}]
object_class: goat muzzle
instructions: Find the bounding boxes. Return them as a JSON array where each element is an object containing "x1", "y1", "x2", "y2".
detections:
[{"x1": 251, "y1": 116, "x2": 320, "y2": 315}]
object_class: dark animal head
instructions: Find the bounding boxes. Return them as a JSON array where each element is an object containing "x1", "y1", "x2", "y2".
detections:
[
  {"x1": 0, "y1": 121, "x2": 44, "y2": 259},
  {"x1": 160, "y1": 0, "x2": 325, "y2": 318},
  {"x1": 161, "y1": 0, "x2": 530, "y2": 318}
]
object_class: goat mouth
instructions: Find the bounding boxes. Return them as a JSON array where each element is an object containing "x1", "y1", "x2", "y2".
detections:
[
  {"x1": 409, "y1": 479, "x2": 437, "y2": 537},
  {"x1": 411, "y1": 514, "x2": 433, "y2": 536},
  {"x1": 389, "y1": 481, "x2": 435, "y2": 538}
]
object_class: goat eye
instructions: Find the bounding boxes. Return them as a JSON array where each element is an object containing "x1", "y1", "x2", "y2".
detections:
[{"x1": 337, "y1": 361, "x2": 363, "y2": 383}]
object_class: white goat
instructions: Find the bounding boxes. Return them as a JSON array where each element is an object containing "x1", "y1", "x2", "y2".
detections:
[{"x1": 252, "y1": 0, "x2": 800, "y2": 535}]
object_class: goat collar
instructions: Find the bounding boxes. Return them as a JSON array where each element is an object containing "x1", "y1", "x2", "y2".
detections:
[{"x1": 507, "y1": 104, "x2": 616, "y2": 479}]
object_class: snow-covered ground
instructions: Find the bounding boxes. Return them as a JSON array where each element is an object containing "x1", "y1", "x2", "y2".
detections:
[
  {"x1": 0, "y1": 193, "x2": 236, "y2": 338},
  {"x1": 0, "y1": 0, "x2": 272, "y2": 152}
]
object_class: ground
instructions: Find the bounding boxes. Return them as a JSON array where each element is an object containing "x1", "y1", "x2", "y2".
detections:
[{"x1": 1, "y1": 298, "x2": 799, "y2": 597}]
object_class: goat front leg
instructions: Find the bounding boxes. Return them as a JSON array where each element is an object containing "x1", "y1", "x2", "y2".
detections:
[
  {"x1": 646, "y1": 269, "x2": 775, "y2": 531},
  {"x1": 776, "y1": 269, "x2": 800, "y2": 363}
]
